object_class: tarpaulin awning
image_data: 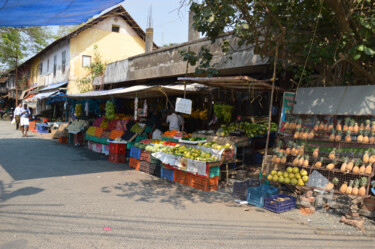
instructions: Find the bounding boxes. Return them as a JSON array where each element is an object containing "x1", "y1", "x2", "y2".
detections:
[
  {"x1": 178, "y1": 76, "x2": 283, "y2": 91},
  {"x1": 67, "y1": 84, "x2": 209, "y2": 99},
  {"x1": 24, "y1": 91, "x2": 58, "y2": 102},
  {"x1": 20, "y1": 86, "x2": 38, "y2": 100},
  {"x1": 24, "y1": 94, "x2": 35, "y2": 100},
  {"x1": 0, "y1": 0, "x2": 123, "y2": 26},
  {"x1": 39, "y1": 81, "x2": 68, "y2": 92}
]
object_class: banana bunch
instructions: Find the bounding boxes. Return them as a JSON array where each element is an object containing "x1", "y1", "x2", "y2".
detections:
[
  {"x1": 199, "y1": 109, "x2": 208, "y2": 120},
  {"x1": 184, "y1": 109, "x2": 208, "y2": 120}
]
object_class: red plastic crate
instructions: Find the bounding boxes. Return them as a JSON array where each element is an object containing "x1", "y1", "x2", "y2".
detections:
[
  {"x1": 189, "y1": 175, "x2": 219, "y2": 192},
  {"x1": 129, "y1": 158, "x2": 140, "y2": 170},
  {"x1": 109, "y1": 142, "x2": 127, "y2": 155},
  {"x1": 58, "y1": 137, "x2": 68, "y2": 144},
  {"x1": 140, "y1": 150, "x2": 151, "y2": 161},
  {"x1": 174, "y1": 170, "x2": 190, "y2": 186},
  {"x1": 108, "y1": 154, "x2": 126, "y2": 163}
]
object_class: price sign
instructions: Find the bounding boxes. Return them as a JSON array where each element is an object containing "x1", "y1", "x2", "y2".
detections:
[{"x1": 175, "y1": 97, "x2": 192, "y2": 115}]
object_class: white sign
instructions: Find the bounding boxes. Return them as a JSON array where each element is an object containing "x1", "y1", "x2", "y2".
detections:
[{"x1": 175, "y1": 97, "x2": 192, "y2": 115}]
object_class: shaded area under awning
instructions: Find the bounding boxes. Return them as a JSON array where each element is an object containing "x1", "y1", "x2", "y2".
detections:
[
  {"x1": 66, "y1": 84, "x2": 209, "y2": 100},
  {"x1": 0, "y1": 0, "x2": 123, "y2": 26},
  {"x1": 178, "y1": 76, "x2": 283, "y2": 91}
]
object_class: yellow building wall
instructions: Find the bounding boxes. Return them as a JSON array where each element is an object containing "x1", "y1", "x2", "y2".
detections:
[
  {"x1": 68, "y1": 18, "x2": 146, "y2": 94},
  {"x1": 29, "y1": 57, "x2": 40, "y2": 87}
]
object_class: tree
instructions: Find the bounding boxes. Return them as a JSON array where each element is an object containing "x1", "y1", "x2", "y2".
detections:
[
  {"x1": 0, "y1": 27, "x2": 52, "y2": 69},
  {"x1": 183, "y1": 0, "x2": 375, "y2": 85}
]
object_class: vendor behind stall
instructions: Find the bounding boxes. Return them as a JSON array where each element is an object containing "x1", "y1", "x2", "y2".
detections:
[
  {"x1": 166, "y1": 110, "x2": 183, "y2": 131},
  {"x1": 150, "y1": 110, "x2": 163, "y2": 139}
]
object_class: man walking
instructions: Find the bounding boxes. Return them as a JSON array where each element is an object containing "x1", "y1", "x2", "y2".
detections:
[
  {"x1": 13, "y1": 103, "x2": 22, "y2": 130},
  {"x1": 20, "y1": 104, "x2": 31, "y2": 137}
]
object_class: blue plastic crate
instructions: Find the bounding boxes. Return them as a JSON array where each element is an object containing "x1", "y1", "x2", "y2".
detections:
[
  {"x1": 247, "y1": 184, "x2": 279, "y2": 207},
  {"x1": 130, "y1": 146, "x2": 142, "y2": 160},
  {"x1": 233, "y1": 179, "x2": 260, "y2": 200},
  {"x1": 209, "y1": 166, "x2": 220, "y2": 177},
  {"x1": 264, "y1": 194, "x2": 297, "y2": 213},
  {"x1": 160, "y1": 167, "x2": 174, "y2": 181},
  {"x1": 252, "y1": 152, "x2": 263, "y2": 164}
]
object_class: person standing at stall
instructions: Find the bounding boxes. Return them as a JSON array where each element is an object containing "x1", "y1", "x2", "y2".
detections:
[
  {"x1": 13, "y1": 103, "x2": 22, "y2": 130},
  {"x1": 20, "y1": 104, "x2": 31, "y2": 137},
  {"x1": 166, "y1": 110, "x2": 183, "y2": 131}
]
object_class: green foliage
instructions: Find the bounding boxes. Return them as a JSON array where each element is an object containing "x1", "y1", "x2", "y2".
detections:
[
  {"x1": 0, "y1": 27, "x2": 52, "y2": 69},
  {"x1": 183, "y1": 0, "x2": 375, "y2": 85}
]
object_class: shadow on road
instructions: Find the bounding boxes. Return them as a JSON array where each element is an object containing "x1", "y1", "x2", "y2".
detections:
[
  {"x1": 0, "y1": 180, "x2": 44, "y2": 202},
  {"x1": 0, "y1": 137, "x2": 128, "y2": 181}
]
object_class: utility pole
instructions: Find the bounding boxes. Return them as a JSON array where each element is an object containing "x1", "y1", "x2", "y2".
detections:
[{"x1": 15, "y1": 56, "x2": 18, "y2": 106}]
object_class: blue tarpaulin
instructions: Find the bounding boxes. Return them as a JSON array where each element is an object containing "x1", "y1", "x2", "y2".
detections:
[{"x1": 0, "y1": 0, "x2": 123, "y2": 26}]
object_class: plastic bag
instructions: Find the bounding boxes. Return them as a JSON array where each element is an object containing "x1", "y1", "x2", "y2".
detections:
[{"x1": 11, "y1": 118, "x2": 15, "y2": 125}]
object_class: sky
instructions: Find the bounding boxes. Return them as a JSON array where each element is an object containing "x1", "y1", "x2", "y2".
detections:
[{"x1": 121, "y1": 0, "x2": 191, "y2": 46}]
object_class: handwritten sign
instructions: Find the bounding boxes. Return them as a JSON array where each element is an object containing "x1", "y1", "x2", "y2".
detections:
[{"x1": 175, "y1": 97, "x2": 192, "y2": 115}]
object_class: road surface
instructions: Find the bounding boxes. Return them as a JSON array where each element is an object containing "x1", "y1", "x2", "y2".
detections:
[{"x1": 0, "y1": 120, "x2": 374, "y2": 248}]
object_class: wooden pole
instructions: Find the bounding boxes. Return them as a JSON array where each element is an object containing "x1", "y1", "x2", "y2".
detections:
[
  {"x1": 261, "y1": 43, "x2": 279, "y2": 180},
  {"x1": 15, "y1": 57, "x2": 18, "y2": 106}
]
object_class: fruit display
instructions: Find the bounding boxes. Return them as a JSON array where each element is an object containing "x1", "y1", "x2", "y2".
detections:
[
  {"x1": 181, "y1": 137, "x2": 206, "y2": 142},
  {"x1": 121, "y1": 131, "x2": 136, "y2": 140},
  {"x1": 145, "y1": 144, "x2": 219, "y2": 162},
  {"x1": 276, "y1": 114, "x2": 374, "y2": 196},
  {"x1": 74, "y1": 104, "x2": 82, "y2": 117},
  {"x1": 266, "y1": 167, "x2": 309, "y2": 186},
  {"x1": 217, "y1": 122, "x2": 277, "y2": 138},
  {"x1": 130, "y1": 123, "x2": 143, "y2": 133},
  {"x1": 105, "y1": 101, "x2": 115, "y2": 120},
  {"x1": 201, "y1": 142, "x2": 232, "y2": 150},
  {"x1": 214, "y1": 104, "x2": 234, "y2": 123}
]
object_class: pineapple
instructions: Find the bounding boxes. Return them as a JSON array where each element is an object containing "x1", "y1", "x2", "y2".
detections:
[
  {"x1": 370, "y1": 132, "x2": 375, "y2": 144},
  {"x1": 352, "y1": 179, "x2": 360, "y2": 195},
  {"x1": 335, "y1": 131, "x2": 342, "y2": 142},
  {"x1": 298, "y1": 145, "x2": 304, "y2": 156},
  {"x1": 293, "y1": 156, "x2": 299, "y2": 166},
  {"x1": 345, "y1": 131, "x2": 351, "y2": 142},
  {"x1": 360, "y1": 122, "x2": 365, "y2": 132},
  {"x1": 303, "y1": 155, "x2": 309, "y2": 167},
  {"x1": 346, "y1": 159, "x2": 354, "y2": 172},
  {"x1": 326, "y1": 161, "x2": 336, "y2": 170},
  {"x1": 296, "y1": 119, "x2": 302, "y2": 129},
  {"x1": 302, "y1": 128, "x2": 308, "y2": 139},
  {"x1": 308, "y1": 129, "x2": 314, "y2": 139},
  {"x1": 363, "y1": 131, "x2": 369, "y2": 143},
  {"x1": 298, "y1": 155, "x2": 304, "y2": 166},
  {"x1": 346, "y1": 180, "x2": 354, "y2": 195},
  {"x1": 357, "y1": 130, "x2": 364, "y2": 143},
  {"x1": 359, "y1": 163, "x2": 366, "y2": 174},
  {"x1": 329, "y1": 149, "x2": 336, "y2": 160},
  {"x1": 358, "y1": 177, "x2": 368, "y2": 196},
  {"x1": 314, "y1": 157, "x2": 323, "y2": 168},
  {"x1": 294, "y1": 128, "x2": 300, "y2": 139},
  {"x1": 365, "y1": 164, "x2": 372, "y2": 175},
  {"x1": 363, "y1": 151, "x2": 370, "y2": 163},
  {"x1": 340, "y1": 157, "x2": 348, "y2": 172},
  {"x1": 342, "y1": 118, "x2": 349, "y2": 132},
  {"x1": 354, "y1": 122, "x2": 359, "y2": 134},
  {"x1": 281, "y1": 153, "x2": 287, "y2": 164},
  {"x1": 372, "y1": 121, "x2": 375, "y2": 133},
  {"x1": 319, "y1": 121, "x2": 325, "y2": 131},
  {"x1": 340, "y1": 181, "x2": 348, "y2": 193},
  {"x1": 336, "y1": 119, "x2": 342, "y2": 131},
  {"x1": 312, "y1": 147, "x2": 319, "y2": 159},
  {"x1": 329, "y1": 129, "x2": 335, "y2": 141},
  {"x1": 365, "y1": 120, "x2": 371, "y2": 132},
  {"x1": 352, "y1": 160, "x2": 360, "y2": 174},
  {"x1": 314, "y1": 121, "x2": 320, "y2": 131},
  {"x1": 326, "y1": 177, "x2": 339, "y2": 191}
]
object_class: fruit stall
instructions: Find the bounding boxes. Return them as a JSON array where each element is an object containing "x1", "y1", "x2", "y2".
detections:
[{"x1": 266, "y1": 86, "x2": 375, "y2": 197}]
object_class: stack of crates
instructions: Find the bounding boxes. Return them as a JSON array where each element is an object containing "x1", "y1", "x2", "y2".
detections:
[
  {"x1": 129, "y1": 146, "x2": 142, "y2": 170},
  {"x1": 139, "y1": 150, "x2": 161, "y2": 177},
  {"x1": 108, "y1": 142, "x2": 126, "y2": 163}
]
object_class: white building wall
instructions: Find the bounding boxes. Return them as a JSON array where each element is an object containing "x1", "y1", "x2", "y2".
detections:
[{"x1": 38, "y1": 39, "x2": 70, "y2": 87}]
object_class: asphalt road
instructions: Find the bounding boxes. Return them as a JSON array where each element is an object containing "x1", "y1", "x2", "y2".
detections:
[{"x1": 0, "y1": 120, "x2": 374, "y2": 249}]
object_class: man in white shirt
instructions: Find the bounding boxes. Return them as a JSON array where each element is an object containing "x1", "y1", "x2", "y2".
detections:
[
  {"x1": 166, "y1": 110, "x2": 183, "y2": 131},
  {"x1": 13, "y1": 103, "x2": 22, "y2": 130},
  {"x1": 20, "y1": 104, "x2": 31, "y2": 137}
]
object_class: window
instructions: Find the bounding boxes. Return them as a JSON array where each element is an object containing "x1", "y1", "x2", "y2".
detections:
[
  {"x1": 62, "y1": 51, "x2": 66, "y2": 74},
  {"x1": 38, "y1": 63, "x2": 43, "y2": 75},
  {"x1": 112, "y1": 25, "x2": 120, "y2": 33},
  {"x1": 82, "y1": 55, "x2": 91, "y2": 67},
  {"x1": 53, "y1": 55, "x2": 57, "y2": 77},
  {"x1": 47, "y1": 59, "x2": 49, "y2": 72}
]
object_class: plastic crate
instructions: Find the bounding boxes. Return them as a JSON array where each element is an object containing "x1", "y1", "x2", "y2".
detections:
[
  {"x1": 209, "y1": 166, "x2": 220, "y2": 177},
  {"x1": 139, "y1": 161, "x2": 150, "y2": 173},
  {"x1": 109, "y1": 154, "x2": 126, "y2": 163},
  {"x1": 109, "y1": 143, "x2": 127, "y2": 155},
  {"x1": 130, "y1": 146, "x2": 142, "y2": 160},
  {"x1": 174, "y1": 170, "x2": 190, "y2": 186},
  {"x1": 126, "y1": 142, "x2": 135, "y2": 149},
  {"x1": 161, "y1": 167, "x2": 174, "y2": 181},
  {"x1": 135, "y1": 134, "x2": 148, "y2": 142},
  {"x1": 247, "y1": 184, "x2": 279, "y2": 208},
  {"x1": 233, "y1": 179, "x2": 260, "y2": 200},
  {"x1": 69, "y1": 133, "x2": 74, "y2": 144},
  {"x1": 140, "y1": 151, "x2": 160, "y2": 164},
  {"x1": 264, "y1": 194, "x2": 297, "y2": 213},
  {"x1": 252, "y1": 152, "x2": 264, "y2": 164},
  {"x1": 74, "y1": 133, "x2": 84, "y2": 146},
  {"x1": 129, "y1": 157, "x2": 140, "y2": 170},
  {"x1": 58, "y1": 137, "x2": 68, "y2": 144},
  {"x1": 189, "y1": 175, "x2": 219, "y2": 192},
  {"x1": 149, "y1": 163, "x2": 161, "y2": 177},
  {"x1": 162, "y1": 136, "x2": 179, "y2": 143}
]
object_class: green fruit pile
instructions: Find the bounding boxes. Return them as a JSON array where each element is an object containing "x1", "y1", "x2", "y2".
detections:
[
  {"x1": 105, "y1": 101, "x2": 115, "y2": 120},
  {"x1": 266, "y1": 167, "x2": 309, "y2": 186}
]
